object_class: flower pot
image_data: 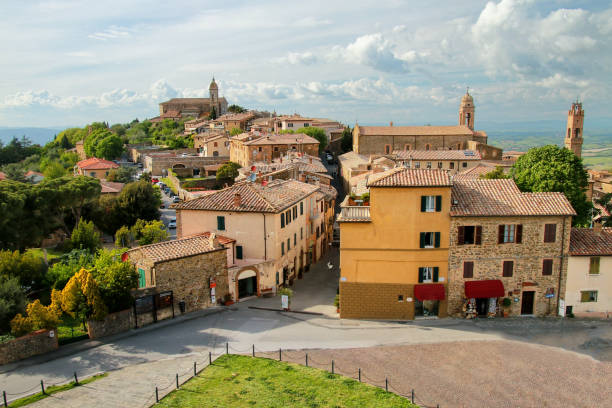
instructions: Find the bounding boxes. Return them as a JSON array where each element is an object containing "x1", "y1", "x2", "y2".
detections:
[
  {"x1": 503, "y1": 310, "x2": 509, "y2": 318},
  {"x1": 224, "y1": 300, "x2": 234, "y2": 306},
  {"x1": 336, "y1": 308, "x2": 340, "y2": 313}
]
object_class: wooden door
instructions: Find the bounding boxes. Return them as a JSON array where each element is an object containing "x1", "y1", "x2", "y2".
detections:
[{"x1": 521, "y1": 291, "x2": 535, "y2": 315}]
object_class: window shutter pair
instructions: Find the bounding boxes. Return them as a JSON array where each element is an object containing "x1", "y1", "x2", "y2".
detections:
[
  {"x1": 542, "y1": 259, "x2": 553, "y2": 275},
  {"x1": 420, "y1": 196, "x2": 426, "y2": 212},
  {"x1": 434, "y1": 232, "x2": 440, "y2": 248},
  {"x1": 433, "y1": 267, "x2": 439, "y2": 282},
  {"x1": 458, "y1": 226, "x2": 465, "y2": 245}
]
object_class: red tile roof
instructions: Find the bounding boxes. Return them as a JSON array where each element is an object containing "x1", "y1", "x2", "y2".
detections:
[
  {"x1": 569, "y1": 227, "x2": 612, "y2": 256},
  {"x1": 173, "y1": 179, "x2": 318, "y2": 213},
  {"x1": 358, "y1": 125, "x2": 474, "y2": 136},
  {"x1": 451, "y1": 179, "x2": 576, "y2": 217},
  {"x1": 100, "y1": 180, "x2": 125, "y2": 194},
  {"x1": 367, "y1": 168, "x2": 453, "y2": 188},
  {"x1": 0, "y1": 171, "x2": 6, "y2": 180},
  {"x1": 233, "y1": 132, "x2": 319, "y2": 146},
  {"x1": 77, "y1": 158, "x2": 119, "y2": 170},
  {"x1": 394, "y1": 150, "x2": 481, "y2": 161},
  {"x1": 126, "y1": 233, "x2": 231, "y2": 263}
]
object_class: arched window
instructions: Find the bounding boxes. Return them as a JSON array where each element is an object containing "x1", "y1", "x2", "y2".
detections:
[
  {"x1": 575, "y1": 128, "x2": 580, "y2": 138},
  {"x1": 425, "y1": 144, "x2": 431, "y2": 151}
]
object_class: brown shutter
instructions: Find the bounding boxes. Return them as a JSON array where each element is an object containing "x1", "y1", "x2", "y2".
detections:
[
  {"x1": 516, "y1": 224, "x2": 522, "y2": 243},
  {"x1": 458, "y1": 226, "x2": 465, "y2": 245},
  {"x1": 498, "y1": 225, "x2": 504, "y2": 244},
  {"x1": 463, "y1": 261, "x2": 474, "y2": 278},
  {"x1": 544, "y1": 224, "x2": 557, "y2": 243},
  {"x1": 503, "y1": 260, "x2": 514, "y2": 277},
  {"x1": 542, "y1": 259, "x2": 553, "y2": 275},
  {"x1": 475, "y1": 226, "x2": 482, "y2": 245}
]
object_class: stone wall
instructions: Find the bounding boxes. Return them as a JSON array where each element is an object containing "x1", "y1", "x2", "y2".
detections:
[
  {"x1": 448, "y1": 215, "x2": 572, "y2": 317},
  {"x1": 145, "y1": 155, "x2": 227, "y2": 175},
  {"x1": 354, "y1": 132, "x2": 480, "y2": 155},
  {"x1": 87, "y1": 309, "x2": 134, "y2": 339},
  {"x1": 466, "y1": 140, "x2": 503, "y2": 160},
  {"x1": 0, "y1": 329, "x2": 58, "y2": 365},
  {"x1": 340, "y1": 282, "x2": 448, "y2": 320}
]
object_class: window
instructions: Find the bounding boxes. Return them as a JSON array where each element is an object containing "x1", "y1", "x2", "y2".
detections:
[
  {"x1": 276, "y1": 271, "x2": 280, "y2": 285},
  {"x1": 304, "y1": 123, "x2": 309, "y2": 127},
  {"x1": 457, "y1": 226, "x2": 481, "y2": 245},
  {"x1": 425, "y1": 144, "x2": 431, "y2": 151},
  {"x1": 398, "y1": 295, "x2": 404, "y2": 302},
  {"x1": 385, "y1": 144, "x2": 391, "y2": 154},
  {"x1": 286, "y1": 210, "x2": 291, "y2": 224},
  {"x1": 236, "y1": 245, "x2": 243, "y2": 260},
  {"x1": 542, "y1": 259, "x2": 553, "y2": 275},
  {"x1": 437, "y1": 162, "x2": 443, "y2": 169},
  {"x1": 421, "y1": 196, "x2": 442, "y2": 212},
  {"x1": 281, "y1": 213, "x2": 285, "y2": 228},
  {"x1": 300, "y1": 202, "x2": 303, "y2": 215},
  {"x1": 498, "y1": 224, "x2": 522, "y2": 244},
  {"x1": 404, "y1": 144, "x2": 411, "y2": 151},
  {"x1": 463, "y1": 261, "x2": 474, "y2": 278},
  {"x1": 462, "y1": 162, "x2": 468, "y2": 168},
  {"x1": 544, "y1": 224, "x2": 557, "y2": 243},
  {"x1": 217, "y1": 216, "x2": 226, "y2": 231},
  {"x1": 449, "y1": 162, "x2": 455, "y2": 169},
  {"x1": 281, "y1": 242, "x2": 285, "y2": 255},
  {"x1": 288, "y1": 123, "x2": 294, "y2": 128},
  {"x1": 502, "y1": 260, "x2": 514, "y2": 277},
  {"x1": 426, "y1": 162, "x2": 432, "y2": 169},
  {"x1": 316, "y1": 226, "x2": 320, "y2": 238},
  {"x1": 456, "y1": 143, "x2": 462, "y2": 149},
  {"x1": 258, "y1": 146, "x2": 262, "y2": 152},
  {"x1": 293, "y1": 206, "x2": 297, "y2": 218},
  {"x1": 580, "y1": 290, "x2": 598, "y2": 302},
  {"x1": 414, "y1": 162, "x2": 421, "y2": 168},
  {"x1": 301, "y1": 227, "x2": 303, "y2": 239},
  {"x1": 214, "y1": 142, "x2": 218, "y2": 147},
  {"x1": 294, "y1": 233, "x2": 297, "y2": 246},
  {"x1": 138, "y1": 268, "x2": 146, "y2": 288},
  {"x1": 287, "y1": 238, "x2": 290, "y2": 251},
  {"x1": 90, "y1": 172, "x2": 96, "y2": 177},
  {"x1": 420, "y1": 232, "x2": 440, "y2": 248},
  {"x1": 274, "y1": 147, "x2": 279, "y2": 151},
  {"x1": 589, "y1": 257, "x2": 600, "y2": 275},
  {"x1": 418, "y1": 266, "x2": 439, "y2": 283}
]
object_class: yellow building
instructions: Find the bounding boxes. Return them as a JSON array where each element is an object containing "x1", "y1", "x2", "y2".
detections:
[{"x1": 338, "y1": 168, "x2": 451, "y2": 319}]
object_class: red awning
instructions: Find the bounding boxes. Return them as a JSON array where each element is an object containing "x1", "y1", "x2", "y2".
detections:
[
  {"x1": 414, "y1": 284, "x2": 445, "y2": 301},
  {"x1": 465, "y1": 280, "x2": 505, "y2": 298}
]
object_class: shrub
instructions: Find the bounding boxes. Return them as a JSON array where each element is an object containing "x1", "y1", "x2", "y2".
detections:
[
  {"x1": 115, "y1": 226, "x2": 132, "y2": 248},
  {"x1": 70, "y1": 219, "x2": 101, "y2": 253},
  {"x1": 0, "y1": 276, "x2": 27, "y2": 334}
]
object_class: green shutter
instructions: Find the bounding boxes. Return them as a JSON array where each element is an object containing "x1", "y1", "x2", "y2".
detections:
[
  {"x1": 281, "y1": 242, "x2": 284, "y2": 255},
  {"x1": 433, "y1": 267, "x2": 439, "y2": 282},
  {"x1": 418, "y1": 267, "x2": 424, "y2": 283},
  {"x1": 421, "y1": 196, "x2": 426, "y2": 212},
  {"x1": 300, "y1": 202, "x2": 303, "y2": 215},
  {"x1": 281, "y1": 213, "x2": 285, "y2": 228},
  {"x1": 236, "y1": 246, "x2": 243, "y2": 260},
  {"x1": 138, "y1": 268, "x2": 146, "y2": 288},
  {"x1": 217, "y1": 216, "x2": 225, "y2": 231},
  {"x1": 419, "y1": 232, "x2": 425, "y2": 248},
  {"x1": 434, "y1": 232, "x2": 441, "y2": 248},
  {"x1": 435, "y1": 196, "x2": 442, "y2": 212}
]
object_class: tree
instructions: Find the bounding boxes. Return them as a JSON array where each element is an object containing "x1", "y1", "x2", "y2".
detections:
[
  {"x1": 341, "y1": 126, "x2": 352, "y2": 152},
  {"x1": 0, "y1": 276, "x2": 27, "y2": 334},
  {"x1": 594, "y1": 193, "x2": 612, "y2": 227},
  {"x1": 70, "y1": 218, "x2": 101, "y2": 252},
  {"x1": 230, "y1": 127, "x2": 244, "y2": 136},
  {"x1": 216, "y1": 161, "x2": 241, "y2": 181},
  {"x1": 209, "y1": 106, "x2": 217, "y2": 120},
  {"x1": 46, "y1": 249, "x2": 95, "y2": 290},
  {"x1": 135, "y1": 220, "x2": 168, "y2": 245},
  {"x1": 480, "y1": 166, "x2": 509, "y2": 180},
  {"x1": 283, "y1": 127, "x2": 328, "y2": 153},
  {"x1": 227, "y1": 104, "x2": 246, "y2": 113},
  {"x1": 84, "y1": 128, "x2": 123, "y2": 160},
  {"x1": 99, "y1": 181, "x2": 161, "y2": 234},
  {"x1": 107, "y1": 166, "x2": 136, "y2": 184},
  {"x1": 114, "y1": 226, "x2": 132, "y2": 248},
  {"x1": 0, "y1": 250, "x2": 46, "y2": 290},
  {"x1": 91, "y1": 249, "x2": 138, "y2": 313},
  {"x1": 42, "y1": 161, "x2": 67, "y2": 179},
  {"x1": 60, "y1": 268, "x2": 107, "y2": 323},
  {"x1": 3, "y1": 163, "x2": 26, "y2": 182},
  {"x1": 140, "y1": 172, "x2": 152, "y2": 183},
  {"x1": 10, "y1": 290, "x2": 62, "y2": 336},
  {"x1": 511, "y1": 145, "x2": 590, "y2": 225}
]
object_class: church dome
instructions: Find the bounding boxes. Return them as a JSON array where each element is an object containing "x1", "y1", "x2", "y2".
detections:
[
  {"x1": 461, "y1": 91, "x2": 473, "y2": 104},
  {"x1": 209, "y1": 77, "x2": 218, "y2": 90}
]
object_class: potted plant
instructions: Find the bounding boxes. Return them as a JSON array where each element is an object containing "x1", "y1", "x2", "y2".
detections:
[
  {"x1": 334, "y1": 294, "x2": 340, "y2": 313},
  {"x1": 502, "y1": 297, "x2": 512, "y2": 317}
]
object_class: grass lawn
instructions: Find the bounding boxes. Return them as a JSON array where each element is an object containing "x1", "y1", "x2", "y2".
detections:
[
  {"x1": 161, "y1": 177, "x2": 178, "y2": 194},
  {"x1": 57, "y1": 314, "x2": 89, "y2": 345},
  {"x1": 7, "y1": 373, "x2": 107, "y2": 407},
  {"x1": 158, "y1": 355, "x2": 417, "y2": 408},
  {"x1": 25, "y1": 247, "x2": 65, "y2": 263}
]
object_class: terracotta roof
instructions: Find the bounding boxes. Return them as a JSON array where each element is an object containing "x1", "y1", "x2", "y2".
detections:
[
  {"x1": 77, "y1": 158, "x2": 119, "y2": 170},
  {"x1": 451, "y1": 179, "x2": 576, "y2": 217},
  {"x1": 127, "y1": 233, "x2": 230, "y2": 264},
  {"x1": 317, "y1": 183, "x2": 338, "y2": 200},
  {"x1": 240, "y1": 133, "x2": 320, "y2": 146},
  {"x1": 456, "y1": 163, "x2": 511, "y2": 179},
  {"x1": 0, "y1": 171, "x2": 6, "y2": 180},
  {"x1": 367, "y1": 168, "x2": 452, "y2": 188},
  {"x1": 569, "y1": 227, "x2": 612, "y2": 256},
  {"x1": 25, "y1": 171, "x2": 44, "y2": 177},
  {"x1": 393, "y1": 150, "x2": 482, "y2": 161},
  {"x1": 173, "y1": 179, "x2": 318, "y2": 213},
  {"x1": 100, "y1": 180, "x2": 125, "y2": 194},
  {"x1": 358, "y1": 125, "x2": 474, "y2": 136}
]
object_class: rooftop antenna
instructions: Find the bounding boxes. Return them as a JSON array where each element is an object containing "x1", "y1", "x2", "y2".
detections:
[{"x1": 466, "y1": 86, "x2": 470, "y2": 95}]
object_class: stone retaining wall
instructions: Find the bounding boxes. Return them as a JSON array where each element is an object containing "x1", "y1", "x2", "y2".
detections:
[
  {"x1": 87, "y1": 309, "x2": 134, "y2": 340},
  {"x1": 0, "y1": 329, "x2": 58, "y2": 365}
]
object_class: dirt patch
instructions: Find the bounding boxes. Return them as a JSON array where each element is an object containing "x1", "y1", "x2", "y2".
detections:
[{"x1": 272, "y1": 340, "x2": 612, "y2": 408}]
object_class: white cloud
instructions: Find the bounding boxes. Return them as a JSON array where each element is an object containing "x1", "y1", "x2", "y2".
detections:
[
  {"x1": 88, "y1": 25, "x2": 132, "y2": 41},
  {"x1": 282, "y1": 51, "x2": 318, "y2": 65}
]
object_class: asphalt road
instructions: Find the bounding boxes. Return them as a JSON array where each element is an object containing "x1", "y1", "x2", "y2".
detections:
[{"x1": 159, "y1": 190, "x2": 176, "y2": 240}]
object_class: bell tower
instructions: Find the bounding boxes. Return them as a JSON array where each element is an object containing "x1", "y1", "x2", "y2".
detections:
[
  {"x1": 209, "y1": 76, "x2": 219, "y2": 113},
  {"x1": 564, "y1": 100, "x2": 584, "y2": 158},
  {"x1": 459, "y1": 88, "x2": 475, "y2": 130}
]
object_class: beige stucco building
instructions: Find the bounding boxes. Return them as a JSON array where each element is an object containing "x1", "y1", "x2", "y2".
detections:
[
  {"x1": 194, "y1": 133, "x2": 231, "y2": 157},
  {"x1": 173, "y1": 179, "x2": 327, "y2": 301},
  {"x1": 565, "y1": 227, "x2": 612, "y2": 318},
  {"x1": 74, "y1": 157, "x2": 119, "y2": 179},
  {"x1": 230, "y1": 132, "x2": 319, "y2": 168}
]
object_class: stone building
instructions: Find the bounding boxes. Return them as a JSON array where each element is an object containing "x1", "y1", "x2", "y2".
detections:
[
  {"x1": 229, "y1": 132, "x2": 319, "y2": 168},
  {"x1": 352, "y1": 91, "x2": 502, "y2": 160},
  {"x1": 447, "y1": 177, "x2": 575, "y2": 318},
  {"x1": 213, "y1": 112, "x2": 256, "y2": 132},
  {"x1": 74, "y1": 157, "x2": 119, "y2": 179},
  {"x1": 194, "y1": 133, "x2": 231, "y2": 157},
  {"x1": 392, "y1": 150, "x2": 482, "y2": 173},
  {"x1": 565, "y1": 226, "x2": 612, "y2": 318},
  {"x1": 126, "y1": 233, "x2": 230, "y2": 313},
  {"x1": 156, "y1": 78, "x2": 228, "y2": 121},
  {"x1": 143, "y1": 151, "x2": 228, "y2": 176},
  {"x1": 564, "y1": 101, "x2": 584, "y2": 158}
]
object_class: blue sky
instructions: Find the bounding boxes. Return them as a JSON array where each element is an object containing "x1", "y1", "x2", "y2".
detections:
[{"x1": 1, "y1": 0, "x2": 611, "y2": 131}]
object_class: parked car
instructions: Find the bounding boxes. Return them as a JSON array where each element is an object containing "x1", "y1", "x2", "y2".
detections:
[
  {"x1": 173, "y1": 196, "x2": 180, "y2": 203},
  {"x1": 160, "y1": 203, "x2": 166, "y2": 209},
  {"x1": 168, "y1": 221, "x2": 176, "y2": 229},
  {"x1": 326, "y1": 154, "x2": 334, "y2": 164}
]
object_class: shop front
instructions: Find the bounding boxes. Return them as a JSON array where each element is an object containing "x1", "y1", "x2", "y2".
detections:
[
  {"x1": 463, "y1": 280, "x2": 505, "y2": 318},
  {"x1": 414, "y1": 284, "x2": 446, "y2": 318}
]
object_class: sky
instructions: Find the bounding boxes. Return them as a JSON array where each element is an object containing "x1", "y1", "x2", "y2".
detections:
[{"x1": 1, "y1": 0, "x2": 611, "y2": 131}]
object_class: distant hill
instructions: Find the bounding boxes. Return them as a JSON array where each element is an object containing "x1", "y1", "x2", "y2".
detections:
[{"x1": 0, "y1": 127, "x2": 64, "y2": 146}]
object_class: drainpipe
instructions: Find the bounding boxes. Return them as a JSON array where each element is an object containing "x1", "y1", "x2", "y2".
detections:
[
  {"x1": 556, "y1": 217, "x2": 568, "y2": 316},
  {"x1": 262, "y1": 213, "x2": 267, "y2": 261}
]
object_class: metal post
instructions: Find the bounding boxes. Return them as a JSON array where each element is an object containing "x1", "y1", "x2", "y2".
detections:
[
  {"x1": 331, "y1": 360, "x2": 334, "y2": 374},
  {"x1": 194, "y1": 361, "x2": 197, "y2": 376},
  {"x1": 305, "y1": 353, "x2": 308, "y2": 367},
  {"x1": 176, "y1": 374, "x2": 179, "y2": 389},
  {"x1": 209, "y1": 351, "x2": 212, "y2": 365},
  {"x1": 71, "y1": 327, "x2": 74, "y2": 338},
  {"x1": 40, "y1": 380, "x2": 45, "y2": 395},
  {"x1": 155, "y1": 387, "x2": 159, "y2": 403},
  {"x1": 358, "y1": 368, "x2": 361, "y2": 382},
  {"x1": 226, "y1": 342, "x2": 229, "y2": 354},
  {"x1": 74, "y1": 371, "x2": 79, "y2": 385},
  {"x1": 3, "y1": 390, "x2": 7, "y2": 407},
  {"x1": 411, "y1": 389, "x2": 414, "y2": 404},
  {"x1": 252, "y1": 344, "x2": 255, "y2": 357},
  {"x1": 385, "y1": 378, "x2": 388, "y2": 392}
]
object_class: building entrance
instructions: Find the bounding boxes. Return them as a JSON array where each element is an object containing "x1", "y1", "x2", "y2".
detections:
[{"x1": 521, "y1": 291, "x2": 535, "y2": 315}]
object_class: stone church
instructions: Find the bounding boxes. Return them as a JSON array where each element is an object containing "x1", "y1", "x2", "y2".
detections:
[
  {"x1": 352, "y1": 90, "x2": 502, "y2": 160},
  {"x1": 156, "y1": 77, "x2": 228, "y2": 121}
]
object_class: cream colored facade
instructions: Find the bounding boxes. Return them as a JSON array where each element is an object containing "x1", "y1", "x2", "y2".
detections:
[
  {"x1": 566, "y1": 255, "x2": 612, "y2": 317},
  {"x1": 194, "y1": 134, "x2": 230, "y2": 157}
]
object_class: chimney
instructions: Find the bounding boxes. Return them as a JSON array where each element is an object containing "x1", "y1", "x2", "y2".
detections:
[
  {"x1": 390, "y1": 121, "x2": 393, "y2": 127},
  {"x1": 309, "y1": 157, "x2": 313, "y2": 164},
  {"x1": 208, "y1": 232, "x2": 218, "y2": 248},
  {"x1": 233, "y1": 193, "x2": 241, "y2": 207},
  {"x1": 593, "y1": 221, "x2": 602, "y2": 234}
]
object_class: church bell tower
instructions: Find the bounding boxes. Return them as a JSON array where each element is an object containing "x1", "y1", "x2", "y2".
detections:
[
  {"x1": 209, "y1": 77, "x2": 219, "y2": 114},
  {"x1": 564, "y1": 100, "x2": 584, "y2": 158},
  {"x1": 459, "y1": 89, "x2": 475, "y2": 130}
]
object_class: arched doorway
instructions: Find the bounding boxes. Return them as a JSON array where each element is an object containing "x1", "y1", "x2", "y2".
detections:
[{"x1": 236, "y1": 268, "x2": 259, "y2": 300}]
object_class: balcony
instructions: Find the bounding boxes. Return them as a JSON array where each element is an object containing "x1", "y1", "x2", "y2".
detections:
[{"x1": 338, "y1": 205, "x2": 371, "y2": 222}]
